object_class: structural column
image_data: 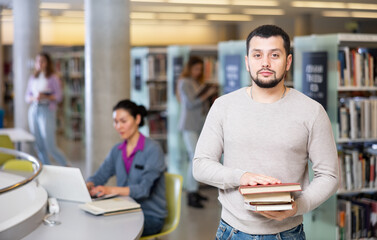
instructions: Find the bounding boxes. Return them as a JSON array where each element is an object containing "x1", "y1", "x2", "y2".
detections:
[
  {"x1": 85, "y1": 0, "x2": 130, "y2": 176},
  {"x1": 13, "y1": 0, "x2": 40, "y2": 132}
]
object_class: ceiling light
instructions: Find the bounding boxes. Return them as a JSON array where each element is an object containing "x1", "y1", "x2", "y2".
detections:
[
  {"x1": 232, "y1": 0, "x2": 279, "y2": 6},
  {"x1": 40, "y1": 10, "x2": 50, "y2": 17},
  {"x1": 62, "y1": 11, "x2": 84, "y2": 18},
  {"x1": 169, "y1": 0, "x2": 229, "y2": 5},
  {"x1": 40, "y1": 3, "x2": 70, "y2": 10},
  {"x1": 130, "y1": 0, "x2": 166, "y2": 2},
  {"x1": 322, "y1": 11, "x2": 350, "y2": 17},
  {"x1": 130, "y1": 12, "x2": 156, "y2": 20},
  {"x1": 40, "y1": 16, "x2": 53, "y2": 23},
  {"x1": 54, "y1": 17, "x2": 85, "y2": 23},
  {"x1": 351, "y1": 11, "x2": 377, "y2": 18},
  {"x1": 158, "y1": 13, "x2": 195, "y2": 20},
  {"x1": 291, "y1": 1, "x2": 346, "y2": 9},
  {"x1": 243, "y1": 9, "x2": 284, "y2": 15},
  {"x1": 347, "y1": 3, "x2": 377, "y2": 10},
  {"x1": 1, "y1": 16, "x2": 13, "y2": 22},
  {"x1": 1, "y1": 9, "x2": 12, "y2": 16},
  {"x1": 189, "y1": 7, "x2": 230, "y2": 14},
  {"x1": 132, "y1": 5, "x2": 187, "y2": 12},
  {"x1": 206, "y1": 14, "x2": 252, "y2": 21}
]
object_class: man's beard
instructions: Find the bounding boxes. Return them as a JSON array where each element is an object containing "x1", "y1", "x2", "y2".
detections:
[{"x1": 249, "y1": 68, "x2": 286, "y2": 89}]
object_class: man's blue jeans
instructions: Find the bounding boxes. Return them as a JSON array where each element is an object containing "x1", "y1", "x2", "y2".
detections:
[{"x1": 216, "y1": 219, "x2": 306, "y2": 240}]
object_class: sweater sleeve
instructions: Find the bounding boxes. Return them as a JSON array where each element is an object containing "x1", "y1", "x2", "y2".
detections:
[
  {"x1": 193, "y1": 100, "x2": 246, "y2": 190},
  {"x1": 179, "y1": 79, "x2": 203, "y2": 109},
  {"x1": 87, "y1": 148, "x2": 116, "y2": 186},
  {"x1": 49, "y1": 75, "x2": 63, "y2": 103},
  {"x1": 295, "y1": 106, "x2": 339, "y2": 215},
  {"x1": 128, "y1": 143, "x2": 166, "y2": 200},
  {"x1": 25, "y1": 77, "x2": 34, "y2": 103}
]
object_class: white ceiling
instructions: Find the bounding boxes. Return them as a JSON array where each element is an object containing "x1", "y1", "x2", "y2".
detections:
[{"x1": 2, "y1": 0, "x2": 377, "y2": 23}]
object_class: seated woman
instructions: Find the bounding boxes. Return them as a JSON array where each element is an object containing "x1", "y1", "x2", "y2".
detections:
[{"x1": 86, "y1": 99, "x2": 167, "y2": 236}]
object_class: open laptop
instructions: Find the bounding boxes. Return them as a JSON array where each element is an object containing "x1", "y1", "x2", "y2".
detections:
[
  {"x1": 37, "y1": 165, "x2": 118, "y2": 203},
  {"x1": 37, "y1": 165, "x2": 93, "y2": 203}
]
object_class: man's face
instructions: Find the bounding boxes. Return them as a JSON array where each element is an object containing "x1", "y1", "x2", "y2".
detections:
[{"x1": 245, "y1": 36, "x2": 292, "y2": 88}]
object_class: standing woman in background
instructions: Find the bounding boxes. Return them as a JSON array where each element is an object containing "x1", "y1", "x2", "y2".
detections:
[
  {"x1": 177, "y1": 56, "x2": 217, "y2": 208},
  {"x1": 25, "y1": 52, "x2": 68, "y2": 166}
]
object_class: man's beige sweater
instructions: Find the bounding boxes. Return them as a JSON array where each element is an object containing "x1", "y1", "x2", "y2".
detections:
[{"x1": 193, "y1": 87, "x2": 339, "y2": 234}]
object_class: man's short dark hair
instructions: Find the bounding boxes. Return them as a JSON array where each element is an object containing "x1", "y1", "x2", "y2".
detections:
[{"x1": 246, "y1": 25, "x2": 291, "y2": 56}]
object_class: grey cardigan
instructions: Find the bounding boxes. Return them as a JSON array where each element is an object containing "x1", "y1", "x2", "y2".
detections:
[
  {"x1": 87, "y1": 137, "x2": 167, "y2": 218},
  {"x1": 178, "y1": 78, "x2": 206, "y2": 133}
]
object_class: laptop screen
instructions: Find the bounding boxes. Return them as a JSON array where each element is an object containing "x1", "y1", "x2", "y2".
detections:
[{"x1": 37, "y1": 165, "x2": 92, "y2": 203}]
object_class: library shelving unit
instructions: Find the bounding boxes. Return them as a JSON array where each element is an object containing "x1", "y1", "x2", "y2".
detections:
[
  {"x1": 217, "y1": 40, "x2": 250, "y2": 94},
  {"x1": 130, "y1": 47, "x2": 168, "y2": 152},
  {"x1": 166, "y1": 45, "x2": 218, "y2": 178},
  {"x1": 53, "y1": 51, "x2": 85, "y2": 140},
  {"x1": 294, "y1": 33, "x2": 377, "y2": 240},
  {"x1": 217, "y1": 40, "x2": 294, "y2": 94}
]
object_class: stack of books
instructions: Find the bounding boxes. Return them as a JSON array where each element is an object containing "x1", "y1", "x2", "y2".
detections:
[{"x1": 239, "y1": 183, "x2": 302, "y2": 211}]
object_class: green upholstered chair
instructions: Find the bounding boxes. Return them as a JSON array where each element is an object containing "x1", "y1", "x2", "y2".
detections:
[
  {"x1": 0, "y1": 134, "x2": 15, "y2": 166},
  {"x1": 140, "y1": 173, "x2": 183, "y2": 240},
  {"x1": 2, "y1": 159, "x2": 34, "y2": 172}
]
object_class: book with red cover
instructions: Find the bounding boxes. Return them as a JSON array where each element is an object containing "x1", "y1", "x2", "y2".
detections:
[{"x1": 239, "y1": 183, "x2": 302, "y2": 195}]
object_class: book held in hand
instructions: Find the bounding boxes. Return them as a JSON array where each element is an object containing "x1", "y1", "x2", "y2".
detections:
[
  {"x1": 244, "y1": 202, "x2": 293, "y2": 211},
  {"x1": 239, "y1": 183, "x2": 301, "y2": 211},
  {"x1": 243, "y1": 191, "x2": 293, "y2": 204},
  {"x1": 239, "y1": 183, "x2": 301, "y2": 195}
]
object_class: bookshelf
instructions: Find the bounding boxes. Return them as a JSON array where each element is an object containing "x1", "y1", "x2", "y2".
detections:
[
  {"x1": 294, "y1": 33, "x2": 377, "y2": 240},
  {"x1": 166, "y1": 45, "x2": 218, "y2": 178},
  {"x1": 53, "y1": 51, "x2": 85, "y2": 140},
  {"x1": 130, "y1": 47, "x2": 168, "y2": 153}
]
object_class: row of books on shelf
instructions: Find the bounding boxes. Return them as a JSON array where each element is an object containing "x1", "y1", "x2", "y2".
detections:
[
  {"x1": 338, "y1": 47, "x2": 377, "y2": 88},
  {"x1": 147, "y1": 54, "x2": 167, "y2": 81},
  {"x1": 339, "y1": 97, "x2": 377, "y2": 140},
  {"x1": 338, "y1": 148, "x2": 377, "y2": 192},
  {"x1": 148, "y1": 82, "x2": 167, "y2": 108},
  {"x1": 337, "y1": 194, "x2": 377, "y2": 240},
  {"x1": 66, "y1": 118, "x2": 83, "y2": 140},
  {"x1": 148, "y1": 113, "x2": 167, "y2": 136},
  {"x1": 54, "y1": 56, "x2": 84, "y2": 75},
  {"x1": 67, "y1": 98, "x2": 84, "y2": 115},
  {"x1": 146, "y1": 54, "x2": 218, "y2": 82},
  {"x1": 65, "y1": 78, "x2": 84, "y2": 96}
]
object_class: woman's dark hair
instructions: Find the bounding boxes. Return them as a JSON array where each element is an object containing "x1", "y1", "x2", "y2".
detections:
[
  {"x1": 34, "y1": 52, "x2": 55, "y2": 78},
  {"x1": 113, "y1": 99, "x2": 147, "y2": 127},
  {"x1": 180, "y1": 55, "x2": 204, "y2": 82}
]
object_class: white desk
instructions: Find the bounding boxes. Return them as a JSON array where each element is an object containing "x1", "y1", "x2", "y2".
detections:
[
  {"x1": 0, "y1": 128, "x2": 35, "y2": 150},
  {"x1": 23, "y1": 198, "x2": 144, "y2": 240}
]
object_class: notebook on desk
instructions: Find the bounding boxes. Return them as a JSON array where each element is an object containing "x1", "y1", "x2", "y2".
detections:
[
  {"x1": 79, "y1": 197, "x2": 141, "y2": 216},
  {"x1": 37, "y1": 165, "x2": 117, "y2": 203}
]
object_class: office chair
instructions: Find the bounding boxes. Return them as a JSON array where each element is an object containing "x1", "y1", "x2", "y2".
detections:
[
  {"x1": 2, "y1": 159, "x2": 34, "y2": 172},
  {"x1": 140, "y1": 173, "x2": 183, "y2": 240},
  {"x1": 0, "y1": 134, "x2": 16, "y2": 166}
]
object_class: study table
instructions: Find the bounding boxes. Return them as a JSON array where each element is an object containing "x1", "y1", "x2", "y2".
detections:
[
  {"x1": 23, "y1": 197, "x2": 144, "y2": 240},
  {"x1": 0, "y1": 128, "x2": 35, "y2": 150}
]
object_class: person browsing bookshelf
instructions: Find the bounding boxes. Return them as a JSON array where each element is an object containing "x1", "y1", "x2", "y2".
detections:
[
  {"x1": 177, "y1": 56, "x2": 217, "y2": 208},
  {"x1": 193, "y1": 25, "x2": 339, "y2": 239},
  {"x1": 86, "y1": 99, "x2": 167, "y2": 236},
  {"x1": 25, "y1": 52, "x2": 69, "y2": 166}
]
